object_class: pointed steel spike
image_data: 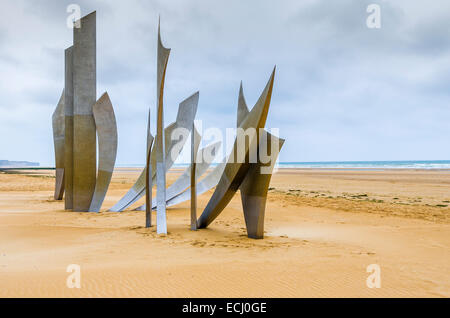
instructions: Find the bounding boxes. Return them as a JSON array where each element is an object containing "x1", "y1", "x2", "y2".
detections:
[{"x1": 237, "y1": 82, "x2": 249, "y2": 127}]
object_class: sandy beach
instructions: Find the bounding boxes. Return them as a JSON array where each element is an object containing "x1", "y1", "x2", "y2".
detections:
[{"x1": 0, "y1": 168, "x2": 449, "y2": 297}]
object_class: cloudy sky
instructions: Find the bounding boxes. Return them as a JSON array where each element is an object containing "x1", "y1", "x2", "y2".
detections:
[{"x1": 0, "y1": 0, "x2": 449, "y2": 165}]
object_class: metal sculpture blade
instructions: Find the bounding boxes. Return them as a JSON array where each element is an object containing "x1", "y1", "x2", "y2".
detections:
[
  {"x1": 240, "y1": 132, "x2": 284, "y2": 239},
  {"x1": 134, "y1": 140, "x2": 221, "y2": 211},
  {"x1": 137, "y1": 125, "x2": 201, "y2": 212},
  {"x1": 108, "y1": 122, "x2": 174, "y2": 212},
  {"x1": 52, "y1": 90, "x2": 65, "y2": 200},
  {"x1": 88, "y1": 92, "x2": 118, "y2": 212},
  {"x1": 72, "y1": 11, "x2": 97, "y2": 211},
  {"x1": 155, "y1": 19, "x2": 171, "y2": 234},
  {"x1": 64, "y1": 46, "x2": 74, "y2": 209},
  {"x1": 190, "y1": 123, "x2": 201, "y2": 230},
  {"x1": 237, "y1": 82, "x2": 249, "y2": 127},
  {"x1": 108, "y1": 93, "x2": 198, "y2": 212},
  {"x1": 146, "y1": 109, "x2": 154, "y2": 228},
  {"x1": 197, "y1": 68, "x2": 276, "y2": 229},
  {"x1": 165, "y1": 92, "x2": 199, "y2": 174}
]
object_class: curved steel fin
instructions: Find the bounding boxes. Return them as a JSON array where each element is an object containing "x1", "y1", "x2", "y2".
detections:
[
  {"x1": 89, "y1": 92, "x2": 118, "y2": 212},
  {"x1": 52, "y1": 89, "x2": 65, "y2": 200}
]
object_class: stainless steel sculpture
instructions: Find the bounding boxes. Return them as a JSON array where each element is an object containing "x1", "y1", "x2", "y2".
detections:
[
  {"x1": 108, "y1": 123, "x2": 174, "y2": 212},
  {"x1": 88, "y1": 93, "x2": 118, "y2": 212},
  {"x1": 58, "y1": 12, "x2": 117, "y2": 213},
  {"x1": 198, "y1": 69, "x2": 275, "y2": 228},
  {"x1": 64, "y1": 47, "x2": 74, "y2": 210},
  {"x1": 52, "y1": 11, "x2": 284, "y2": 239},
  {"x1": 52, "y1": 90, "x2": 65, "y2": 200},
  {"x1": 157, "y1": 84, "x2": 248, "y2": 211},
  {"x1": 155, "y1": 21, "x2": 171, "y2": 235},
  {"x1": 235, "y1": 81, "x2": 285, "y2": 237},
  {"x1": 197, "y1": 68, "x2": 283, "y2": 239},
  {"x1": 161, "y1": 93, "x2": 199, "y2": 181},
  {"x1": 109, "y1": 95, "x2": 198, "y2": 212},
  {"x1": 240, "y1": 132, "x2": 284, "y2": 238},
  {"x1": 63, "y1": 12, "x2": 98, "y2": 212}
]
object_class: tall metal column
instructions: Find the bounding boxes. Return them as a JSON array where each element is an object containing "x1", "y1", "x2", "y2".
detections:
[
  {"x1": 146, "y1": 110, "x2": 154, "y2": 228},
  {"x1": 155, "y1": 20, "x2": 171, "y2": 234},
  {"x1": 190, "y1": 123, "x2": 200, "y2": 230},
  {"x1": 72, "y1": 12, "x2": 97, "y2": 211},
  {"x1": 64, "y1": 47, "x2": 74, "y2": 210}
]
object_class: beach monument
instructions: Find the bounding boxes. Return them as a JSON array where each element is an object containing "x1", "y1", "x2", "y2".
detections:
[
  {"x1": 109, "y1": 21, "x2": 201, "y2": 235},
  {"x1": 53, "y1": 11, "x2": 118, "y2": 212},
  {"x1": 155, "y1": 20, "x2": 171, "y2": 234},
  {"x1": 197, "y1": 69, "x2": 285, "y2": 239},
  {"x1": 69, "y1": 11, "x2": 97, "y2": 211},
  {"x1": 53, "y1": 11, "x2": 283, "y2": 238}
]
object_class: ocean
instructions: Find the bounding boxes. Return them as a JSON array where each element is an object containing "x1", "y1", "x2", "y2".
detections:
[
  {"x1": 276, "y1": 160, "x2": 450, "y2": 169},
  {"x1": 117, "y1": 160, "x2": 450, "y2": 170}
]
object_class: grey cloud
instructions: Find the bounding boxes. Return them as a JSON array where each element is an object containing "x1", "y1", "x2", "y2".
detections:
[{"x1": 0, "y1": 0, "x2": 449, "y2": 165}]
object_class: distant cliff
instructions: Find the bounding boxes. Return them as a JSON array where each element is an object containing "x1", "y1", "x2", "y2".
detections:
[{"x1": 0, "y1": 160, "x2": 40, "y2": 167}]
